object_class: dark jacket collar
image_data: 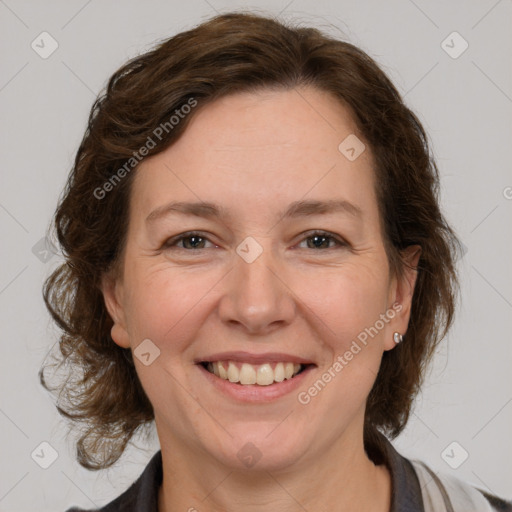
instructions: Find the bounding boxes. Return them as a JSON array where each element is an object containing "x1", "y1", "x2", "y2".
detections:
[
  {"x1": 96, "y1": 450, "x2": 162, "y2": 512},
  {"x1": 375, "y1": 431, "x2": 425, "y2": 512}
]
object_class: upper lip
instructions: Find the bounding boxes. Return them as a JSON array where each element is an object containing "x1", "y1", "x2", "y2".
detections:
[{"x1": 196, "y1": 351, "x2": 316, "y2": 365}]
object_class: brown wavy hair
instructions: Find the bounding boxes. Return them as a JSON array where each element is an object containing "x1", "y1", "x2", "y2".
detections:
[{"x1": 40, "y1": 11, "x2": 461, "y2": 470}]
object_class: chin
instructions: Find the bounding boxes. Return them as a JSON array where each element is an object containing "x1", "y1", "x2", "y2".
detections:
[{"x1": 207, "y1": 423, "x2": 312, "y2": 472}]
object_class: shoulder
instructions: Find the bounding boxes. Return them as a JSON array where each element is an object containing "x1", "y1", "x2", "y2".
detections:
[
  {"x1": 371, "y1": 431, "x2": 511, "y2": 512},
  {"x1": 410, "y1": 458, "x2": 512, "y2": 512},
  {"x1": 64, "y1": 450, "x2": 163, "y2": 512}
]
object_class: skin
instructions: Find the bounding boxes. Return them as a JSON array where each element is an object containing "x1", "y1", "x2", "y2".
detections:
[{"x1": 102, "y1": 86, "x2": 420, "y2": 512}]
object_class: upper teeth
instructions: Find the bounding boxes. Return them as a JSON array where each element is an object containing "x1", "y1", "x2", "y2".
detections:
[{"x1": 206, "y1": 361, "x2": 302, "y2": 386}]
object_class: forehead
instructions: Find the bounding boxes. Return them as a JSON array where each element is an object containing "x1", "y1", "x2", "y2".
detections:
[{"x1": 131, "y1": 86, "x2": 378, "y2": 226}]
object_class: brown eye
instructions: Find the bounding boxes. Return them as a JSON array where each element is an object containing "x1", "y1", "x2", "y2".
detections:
[
  {"x1": 163, "y1": 232, "x2": 215, "y2": 250},
  {"x1": 180, "y1": 235, "x2": 206, "y2": 249},
  {"x1": 298, "y1": 231, "x2": 347, "y2": 250}
]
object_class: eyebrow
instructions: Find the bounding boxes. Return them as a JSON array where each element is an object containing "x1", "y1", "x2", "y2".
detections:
[{"x1": 146, "y1": 199, "x2": 363, "y2": 224}]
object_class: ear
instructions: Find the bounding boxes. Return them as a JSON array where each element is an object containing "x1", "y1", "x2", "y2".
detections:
[
  {"x1": 384, "y1": 245, "x2": 422, "y2": 351},
  {"x1": 100, "y1": 272, "x2": 131, "y2": 349}
]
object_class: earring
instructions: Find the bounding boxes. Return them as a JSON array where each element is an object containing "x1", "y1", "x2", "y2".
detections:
[{"x1": 393, "y1": 332, "x2": 403, "y2": 344}]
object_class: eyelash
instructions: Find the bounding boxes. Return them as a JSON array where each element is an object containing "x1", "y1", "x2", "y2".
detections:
[{"x1": 162, "y1": 230, "x2": 348, "y2": 251}]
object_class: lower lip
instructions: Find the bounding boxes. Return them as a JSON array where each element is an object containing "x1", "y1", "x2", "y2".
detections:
[{"x1": 197, "y1": 364, "x2": 315, "y2": 403}]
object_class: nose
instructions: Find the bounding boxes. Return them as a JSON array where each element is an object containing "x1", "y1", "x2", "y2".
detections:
[{"x1": 217, "y1": 240, "x2": 296, "y2": 335}]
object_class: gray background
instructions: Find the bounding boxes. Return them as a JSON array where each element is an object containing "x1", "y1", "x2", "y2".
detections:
[{"x1": 0, "y1": 0, "x2": 511, "y2": 510}]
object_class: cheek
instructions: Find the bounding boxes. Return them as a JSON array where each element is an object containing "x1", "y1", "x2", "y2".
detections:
[
  {"x1": 123, "y1": 264, "x2": 221, "y2": 348},
  {"x1": 293, "y1": 261, "x2": 390, "y2": 344},
  {"x1": 300, "y1": 265, "x2": 390, "y2": 406}
]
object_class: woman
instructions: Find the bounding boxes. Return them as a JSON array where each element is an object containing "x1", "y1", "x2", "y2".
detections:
[{"x1": 40, "y1": 12, "x2": 511, "y2": 512}]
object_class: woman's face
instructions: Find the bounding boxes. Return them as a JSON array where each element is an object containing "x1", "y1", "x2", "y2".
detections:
[{"x1": 103, "y1": 86, "x2": 419, "y2": 472}]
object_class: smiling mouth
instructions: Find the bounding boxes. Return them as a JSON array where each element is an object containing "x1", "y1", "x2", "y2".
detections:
[{"x1": 200, "y1": 361, "x2": 311, "y2": 386}]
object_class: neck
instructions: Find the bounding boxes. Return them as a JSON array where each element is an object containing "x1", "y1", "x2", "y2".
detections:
[{"x1": 157, "y1": 426, "x2": 392, "y2": 512}]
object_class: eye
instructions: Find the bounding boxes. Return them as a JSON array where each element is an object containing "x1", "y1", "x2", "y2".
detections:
[
  {"x1": 296, "y1": 230, "x2": 348, "y2": 250},
  {"x1": 162, "y1": 230, "x2": 348, "y2": 252},
  {"x1": 163, "y1": 231, "x2": 216, "y2": 250}
]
